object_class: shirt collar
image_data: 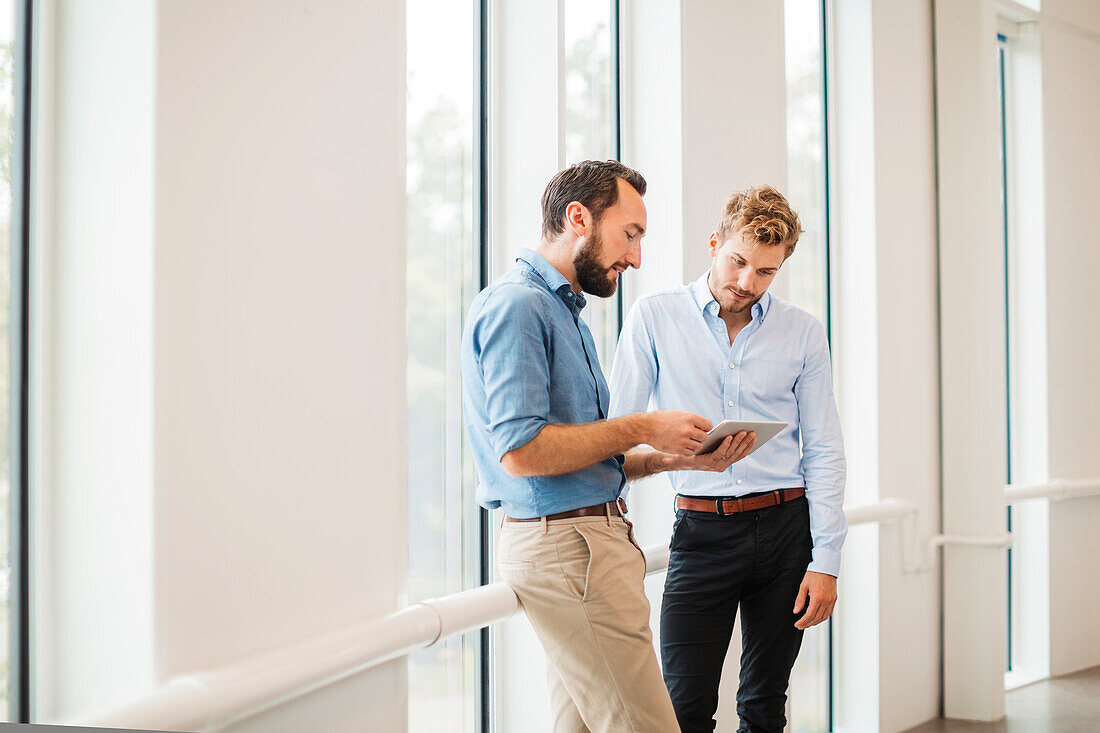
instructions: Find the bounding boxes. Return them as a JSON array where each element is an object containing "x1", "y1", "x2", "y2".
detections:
[
  {"x1": 517, "y1": 248, "x2": 587, "y2": 312},
  {"x1": 689, "y1": 272, "x2": 718, "y2": 314},
  {"x1": 690, "y1": 270, "x2": 773, "y2": 323}
]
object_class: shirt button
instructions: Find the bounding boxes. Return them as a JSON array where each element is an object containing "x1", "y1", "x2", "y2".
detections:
[
  {"x1": 729, "y1": 363, "x2": 735, "y2": 369},
  {"x1": 727, "y1": 401, "x2": 734, "y2": 407},
  {"x1": 737, "y1": 479, "x2": 743, "y2": 485}
]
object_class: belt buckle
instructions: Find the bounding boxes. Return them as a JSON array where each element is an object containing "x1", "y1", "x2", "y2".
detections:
[{"x1": 714, "y1": 498, "x2": 726, "y2": 516}]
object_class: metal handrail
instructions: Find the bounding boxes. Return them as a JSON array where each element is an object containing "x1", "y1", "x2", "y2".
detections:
[
  {"x1": 1004, "y1": 477, "x2": 1100, "y2": 504},
  {"x1": 73, "y1": 498, "x2": 998, "y2": 732}
]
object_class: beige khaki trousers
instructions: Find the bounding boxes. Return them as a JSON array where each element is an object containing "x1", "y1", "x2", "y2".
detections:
[{"x1": 497, "y1": 509, "x2": 680, "y2": 733}]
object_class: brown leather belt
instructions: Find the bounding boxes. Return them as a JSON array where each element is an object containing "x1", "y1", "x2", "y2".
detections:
[
  {"x1": 676, "y1": 488, "x2": 805, "y2": 515},
  {"x1": 506, "y1": 498, "x2": 627, "y2": 522}
]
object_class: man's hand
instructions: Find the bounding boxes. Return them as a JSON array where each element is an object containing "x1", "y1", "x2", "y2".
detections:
[
  {"x1": 669, "y1": 431, "x2": 756, "y2": 472},
  {"x1": 643, "y1": 410, "x2": 712, "y2": 455},
  {"x1": 792, "y1": 571, "x2": 837, "y2": 630}
]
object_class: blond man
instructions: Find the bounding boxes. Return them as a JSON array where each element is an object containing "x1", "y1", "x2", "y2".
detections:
[{"x1": 609, "y1": 186, "x2": 847, "y2": 733}]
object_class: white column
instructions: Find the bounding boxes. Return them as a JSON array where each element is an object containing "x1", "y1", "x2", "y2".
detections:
[
  {"x1": 830, "y1": 0, "x2": 944, "y2": 729},
  {"x1": 830, "y1": 0, "x2": 881, "y2": 728},
  {"x1": 934, "y1": 0, "x2": 1009, "y2": 721},
  {"x1": 33, "y1": 0, "x2": 156, "y2": 717},
  {"x1": 867, "y1": 1, "x2": 942, "y2": 730},
  {"x1": 35, "y1": 2, "x2": 410, "y2": 730},
  {"x1": 1040, "y1": 1, "x2": 1100, "y2": 678}
]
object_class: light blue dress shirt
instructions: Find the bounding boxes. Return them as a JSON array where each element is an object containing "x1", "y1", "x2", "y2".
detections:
[
  {"x1": 461, "y1": 249, "x2": 626, "y2": 519},
  {"x1": 609, "y1": 272, "x2": 847, "y2": 576}
]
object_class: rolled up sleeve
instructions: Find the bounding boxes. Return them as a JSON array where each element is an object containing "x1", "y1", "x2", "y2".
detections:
[{"x1": 472, "y1": 287, "x2": 552, "y2": 460}]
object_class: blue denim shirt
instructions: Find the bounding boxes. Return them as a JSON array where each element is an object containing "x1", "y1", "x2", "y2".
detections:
[
  {"x1": 461, "y1": 249, "x2": 626, "y2": 518},
  {"x1": 609, "y1": 273, "x2": 847, "y2": 576}
]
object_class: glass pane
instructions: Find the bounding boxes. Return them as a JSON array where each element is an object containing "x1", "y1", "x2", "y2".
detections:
[
  {"x1": 0, "y1": 1, "x2": 15, "y2": 719},
  {"x1": 492, "y1": 9, "x2": 620, "y2": 732},
  {"x1": 564, "y1": 0, "x2": 618, "y2": 368},
  {"x1": 406, "y1": 1, "x2": 480, "y2": 730},
  {"x1": 783, "y1": 0, "x2": 828, "y2": 325},
  {"x1": 784, "y1": 0, "x2": 830, "y2": 730}
]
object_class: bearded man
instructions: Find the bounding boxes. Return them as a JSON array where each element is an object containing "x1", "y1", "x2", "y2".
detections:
[{"x1": 461, "y1": 160, "x2": 757, "y2": 732}]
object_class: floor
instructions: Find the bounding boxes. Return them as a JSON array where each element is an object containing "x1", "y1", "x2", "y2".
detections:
[{"x1": 902, "y1": 665, "x2": 1100, "y2": 733}]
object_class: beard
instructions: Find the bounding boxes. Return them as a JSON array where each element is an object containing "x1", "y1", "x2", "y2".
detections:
[{"x1": 573, "y1": 225, "x2": 619, "y2": 298}]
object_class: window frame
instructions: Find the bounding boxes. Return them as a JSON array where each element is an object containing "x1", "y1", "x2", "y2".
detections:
[{"x1": 11, "y1": 0, "x2": 32, "y2": 722}]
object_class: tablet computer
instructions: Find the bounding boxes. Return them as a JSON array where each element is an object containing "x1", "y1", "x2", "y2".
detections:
[{"x1": 694, "y1": 420, "x2": 788, "y2": 456}]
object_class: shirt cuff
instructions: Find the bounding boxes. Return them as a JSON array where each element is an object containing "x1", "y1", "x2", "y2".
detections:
[
  {"x1": 488, "y1": 417, "x2": 547, "y2": 460},
  {"x1": 808, "y1": 546, "x2": 842, "y2": 577}
]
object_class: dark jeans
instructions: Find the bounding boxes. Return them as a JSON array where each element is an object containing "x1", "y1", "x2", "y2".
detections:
[{"x1": 660, "y1": 494, "x2": 813, "y2": 733}]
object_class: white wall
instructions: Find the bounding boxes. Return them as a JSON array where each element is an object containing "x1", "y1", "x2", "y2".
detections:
[
  {"x1": 679, "y1": 1, "x2": 788, "y2": 281},
  {"x1": 1040, "y1": 2, "x2": 1100, "y2": 678},
  {"x1": 35, "y1": 1, "x2": 409, "y2": 730},
  {"x1": 934, "y1": 0, "x2": 1010, "y2": 721}
]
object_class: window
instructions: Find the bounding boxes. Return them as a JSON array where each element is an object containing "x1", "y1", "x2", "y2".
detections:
[
  {"x1": 407, "y1": 2, "x2": 835, "y2": 729},
  {"x1": 489, "y1": 4, "x2": 623, "y2": 730},
  {"x1": 783, "y1": 0, "x2": 831, "y2": 730},
  {"x1": 405, "y1": 0, "x2": 482, "y2": 730},
  {"x1": 995, "y1": 18, "x2": 1048, "y2": 689},
  {"x1": 564, "y1": 0, "x2": 619, "y2": 367}
]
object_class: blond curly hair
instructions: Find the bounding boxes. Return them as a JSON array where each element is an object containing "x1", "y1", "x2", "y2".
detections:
[{"x1": 716, "y1": 185, "x2": 803, "y2": 258}]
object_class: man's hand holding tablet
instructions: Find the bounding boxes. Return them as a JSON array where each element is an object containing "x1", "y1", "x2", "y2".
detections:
[
  {"x1": 694, "y1": 420, "x2": 788, "y2": 457},
  {"x1": 655, "y1": 428, "x2": 757, "y2": 474},
  {"x1": 685, "y1": 430, "x2": 757, "y2": 472}
]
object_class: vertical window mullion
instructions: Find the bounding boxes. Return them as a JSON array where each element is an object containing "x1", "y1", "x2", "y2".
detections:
[
  {"x1": 611, "y1": 0, "x2": 624, "y2": 333},
  {"x1": 476, "y1": 1, "x2": 491, "y2": 731},
  {"x1": 10, "y1": 0, "x2": 33, "y2": 722},
  {"x1": 821, "y1": 0, "x2": 835, "y2": 726}
]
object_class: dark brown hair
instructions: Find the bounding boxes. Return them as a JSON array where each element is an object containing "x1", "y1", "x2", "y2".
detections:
[{"x1": 540, "y1": 160, "x2": 647, "y2": 239}]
